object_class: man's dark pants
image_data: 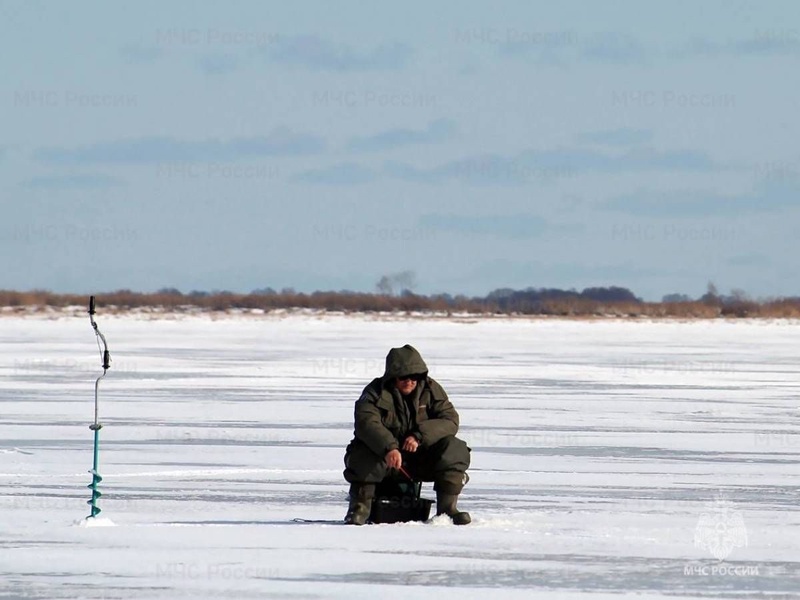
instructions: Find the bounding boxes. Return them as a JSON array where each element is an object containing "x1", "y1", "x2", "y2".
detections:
[{"x1": 343, "y1": 435, "x2": 470, "y2": 494}]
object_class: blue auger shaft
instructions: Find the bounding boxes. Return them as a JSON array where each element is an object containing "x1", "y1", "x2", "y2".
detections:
[{"x1": 87, "y1": 425, "x2": 103, "y2": 517}]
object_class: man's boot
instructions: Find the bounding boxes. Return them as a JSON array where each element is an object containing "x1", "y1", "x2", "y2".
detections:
[
  {"x1": 344, "y1": 483, "x2": 375, "y2": 525},
  {"x1": 436, "y1": 491, "x2": 471, "y2": 525}
]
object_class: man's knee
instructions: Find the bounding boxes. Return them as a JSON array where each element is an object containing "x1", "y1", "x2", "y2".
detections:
[
  {"x1": 428, "y1": 435, "x2": 471, "y2": 469},
  {"x1": 343, "y1": 442, "x2": 388, "y2": 483}
]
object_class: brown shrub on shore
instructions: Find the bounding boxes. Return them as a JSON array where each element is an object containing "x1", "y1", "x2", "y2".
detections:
[{"x1": 1, "y1": 289, "x2": 798, "y2": 319}]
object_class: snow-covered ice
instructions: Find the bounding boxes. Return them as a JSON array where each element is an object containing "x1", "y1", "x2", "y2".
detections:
[{"x1": 1, "y1": 314, "x2": 798, "y2": 599}]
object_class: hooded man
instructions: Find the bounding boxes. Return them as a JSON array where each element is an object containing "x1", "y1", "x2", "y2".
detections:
[{"x1": 343, "y1": 344, "x2": 471, "y2": 525}]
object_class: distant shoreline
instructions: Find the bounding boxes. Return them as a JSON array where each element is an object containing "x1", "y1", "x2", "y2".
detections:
[
  {"x1": 2, "y1": 305, "x2": 799, "y2": 323},
  {"x1": 2, "y1": 288, "x2": 798, "y2": 319}
]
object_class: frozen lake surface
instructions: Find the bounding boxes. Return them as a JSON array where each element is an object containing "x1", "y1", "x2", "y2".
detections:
[{"x1": 1, "y1": 313, "x2": 798, "y2": 599}]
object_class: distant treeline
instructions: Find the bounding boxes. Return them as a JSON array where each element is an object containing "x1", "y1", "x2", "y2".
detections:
[{"x1": 2, "y1": 285, "x2": 800, "y2": 318}]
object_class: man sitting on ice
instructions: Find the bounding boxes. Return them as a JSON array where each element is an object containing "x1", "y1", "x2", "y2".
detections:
[{"x1": 342, "y1": 344, "x2": 471, "y2": 525}]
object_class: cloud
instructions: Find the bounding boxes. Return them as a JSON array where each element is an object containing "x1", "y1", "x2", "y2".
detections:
[
  {"x1": 196, "y1": 54, "x2": 240, "y2": 75},
  {"x1": 726, "y1": 254, "x2": 772, "y2": 267},
  {"x1": 678, "y1": 38, "x2": 719, "y2": 58},
  {"x1": 292, "y1": 162, "x2": 377, "y2": 185},
  {"x1": 500, "y1": 30, "x2": 799, "y2": 66},
  {"x1": 418, "y1": 213, "x2": 548, "y2": 239},
  {"x1": 268, "y1": 35, "x2": 412, "y2": 71},
  {"x1": 519, "y1": 147, "x2": 713, "y2": 172},
  {"x1": 678, "y1": 34, "x2": 800, "y2": 58},
  {"x1": 733, "y1": 35, "x2": 800, "y2": 55},
  {"x1": 1, "y1": 0, "x2": 44, "y2": 25},
  {"x1": 497, "y1": 30, "x2": 579, "y2": 65},
  {"x1": 499, "y1": 31, "x2": 648, "y2": 65},
  {"x1": 35, "y1": 129, "x2": 325, "y2": 165},
  {"x1": 602, "y1": 180, "x2": 799, "y2": 217},
  {"x1": 576, "y1": 128, "x2": 653, "y2": 146},
  {"x1": 387, "y1": 154, "x2": 549, "y2": 185},
  {"x1": 385, "y1": 146, "x2": 714, "y2": 185},
  {"x1": 289, "y1": 144, "x2": 717, "y2": 188},
  {"x1": 290, "y1": 145, "x2": 717, "y2": 188},
  {"x1": 347, "y1": 119, "x2": 456, "y2": 152},
  {"x1": 21, "y1": 174, "x2": 125, "y2": 189},
  {"x1": 119, "y1": 43, "x2": 166, "y2": 64},
  {"x1": 579, "y1": 32, "x2": 648, "y2": 63}
]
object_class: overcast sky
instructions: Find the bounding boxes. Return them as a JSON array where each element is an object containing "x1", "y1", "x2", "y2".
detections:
[{"x1": 1, "y1": 0, "x2": 798, "y2": 300}]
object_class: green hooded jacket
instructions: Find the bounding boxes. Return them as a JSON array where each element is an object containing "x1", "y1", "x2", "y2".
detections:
[{"x1": 351, "y1": 344, "x2": 459, "y2": 457}]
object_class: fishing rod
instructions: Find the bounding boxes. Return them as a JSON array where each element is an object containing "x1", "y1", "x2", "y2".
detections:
[{"x1": 86, "y1": 295, "x2": 111, "y2": 519}]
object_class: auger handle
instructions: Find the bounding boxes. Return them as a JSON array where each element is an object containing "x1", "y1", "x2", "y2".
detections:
[{"x1": 89, "y1": 296, "x2": 110, "y2": 371}]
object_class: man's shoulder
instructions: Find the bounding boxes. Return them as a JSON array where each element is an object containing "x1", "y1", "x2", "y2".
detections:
[
  {"x1": 358, "y1": 377, "x2": 385, "y2": 401},
  {"x1": 425, "y1": 377, "x2": 448, "y2": 398}
]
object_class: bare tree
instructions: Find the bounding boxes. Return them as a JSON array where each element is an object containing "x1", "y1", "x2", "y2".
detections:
[
  {"x1": 376, "y1": 276, "x2": 393, "y2": 296},
  {"x1": 376, "y1": 270, "x2": 417, "y2": 296},
  {"x1": 392, "y1": 270, "x2": 416, "y2": 294},
  {"x1": 730, "y1": 288, "x2": 749, "y2": 302},
  {"x1": 701, "y1": 281, "x2": 721, "y2": 305}
]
